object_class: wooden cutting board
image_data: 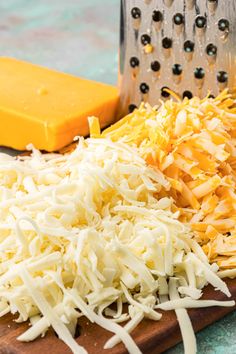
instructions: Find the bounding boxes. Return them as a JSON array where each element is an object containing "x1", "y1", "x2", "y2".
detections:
[{"x1": 0, "y1": 278, "x2": 235, "y2": 354}]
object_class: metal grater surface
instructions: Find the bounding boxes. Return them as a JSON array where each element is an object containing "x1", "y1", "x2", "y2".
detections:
[{"x1": 119, "y1": 0, "x2": 236, "y2": 116}]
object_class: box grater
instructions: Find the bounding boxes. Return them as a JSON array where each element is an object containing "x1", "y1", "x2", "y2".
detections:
[{"x1": 119, "y1": 0, "x2": 236, "y2": 116}]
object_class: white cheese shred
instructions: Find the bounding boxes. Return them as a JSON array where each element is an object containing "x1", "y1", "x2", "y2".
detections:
[
  {"x1": 19, "y1": 266, "x2": 87, "y2": 354},
  {"x1": 0, "y1": 138, "x2": 233, "y2": 354},
  {"x1": 169, "y1": 278, "x2": 197, "y2": 354}
]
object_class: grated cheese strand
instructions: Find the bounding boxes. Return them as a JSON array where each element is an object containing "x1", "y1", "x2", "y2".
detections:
[
  {"x1": 104, "y1": 312, "x2": 144, "y2": 349},
  {"x1": 169, "y1": 278, "x2": 197, "y2": 354},
  {"x1": 0, "y1": 136, "x2": 233, "y2": 354},
  {"x1": 101, "y1": 90, "x2": 236, "y2": 271},
  {"x1": 157, "y1": 298, "x2": 235, "y2": 310},
  {"x1": 19, "y1": 266, "x2": 87, "y2": 354}
]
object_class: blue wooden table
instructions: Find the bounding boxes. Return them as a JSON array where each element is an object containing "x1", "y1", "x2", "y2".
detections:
[{"x1": 0, "y1": 1, "x2": 235, "y2": 353}]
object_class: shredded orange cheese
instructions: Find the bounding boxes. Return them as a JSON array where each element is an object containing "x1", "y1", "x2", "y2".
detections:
[{"x1": 98, "y1": 90, "x2": 236, "y2": 270}]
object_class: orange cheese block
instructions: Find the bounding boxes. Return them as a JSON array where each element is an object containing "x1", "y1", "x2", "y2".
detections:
[{"x1": 0, "y1": 57, "x2": 119, "y2": 151}]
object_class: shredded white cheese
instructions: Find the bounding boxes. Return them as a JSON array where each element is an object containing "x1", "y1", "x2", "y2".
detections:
[
  {"x1": 0, "y1": 138, "x2": 233, "y2": 354},
  {"x1": 169, "y1": 278, "x2": 197, "y2": 354}
]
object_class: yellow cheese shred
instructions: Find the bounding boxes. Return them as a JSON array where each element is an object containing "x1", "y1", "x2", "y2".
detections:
[{"x1": 101, "y1": 90, "x2": 236, "y2": 270}]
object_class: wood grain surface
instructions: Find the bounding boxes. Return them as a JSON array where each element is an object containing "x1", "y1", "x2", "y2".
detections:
[{"x1": 0, "y1": 278, "x2": 235, "y2": 354}]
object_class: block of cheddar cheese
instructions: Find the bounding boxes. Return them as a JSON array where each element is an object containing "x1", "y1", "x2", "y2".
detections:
[{"x1": 0, "y1": 57, "x2": 119, "y2": 151}]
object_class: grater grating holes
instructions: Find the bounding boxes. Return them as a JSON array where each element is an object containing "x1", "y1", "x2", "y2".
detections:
[
  {"x1": 119, "y1": 0, "x2": 236, "y2": 115},
  {"x1": 194, "y1": 67, "x2": 205, "y2": 78},
  {"x1": 218, "y1": 18, "x2": 230, "y2": 32},
  {"x1": 217, "y1": 71, "x2": 228, "y2": 83},
  {"x1": 173, "y1": 13, "x2": 184, "y2": 35},
  {"x1": 152, "y1": 10, "x2": 163, "y2": 22},
  {"x1": 206, "y1": 44, "x2": 217, "y2": 64},
  {"x1": 184, "y1": 40, "x2": 195, "y2": 61},
  {"x1": 217, "y1": 71, "x2": 228, "y2": 90},
  {"x1": 140, "y1": 82, "x2": 149, "y2": 94},
  {"x1": 151, "y1": 60, "x2": 161, "y2": 72},
  {"x1": 195, "y1": 15, "x2": 207, "y2": 28},
  {"x1": 162, "y1": 37, "x2": 172, "y2": 48},
  {"x1": 183, "y1": 90, "x2": 193, "y2": 99},
  {"x1": 131, "y1": 6, "x2": 141, "y2": 30},
  {"x1": 172, "y1": 64, "x2": 183, "y2": 84},
  {"x1": 194, "y1": 67, "x2": 205, "y2": 88},
  {"x1": 172, "y1": 64, "x2": 182, "y2": 75},
  {"x1": 131, "y1": 7, "x2": 141, "y2": 19},
  {"x1": 141, "y1": 34, "x2": 151, "y2": 45},
  {"x1": 173, "y1": 13, "x2": 184, "y2": 25},
  {"x1": 161, "y1": 87, "x2": 171, "y2": 98},
  {"x1": 130, "y1": 57, "x2": 139, "y2": 68},
  {"x1": 152, "y1": 10, "x2": 163, "y2": 31},
  {"x1": 206, "y1": 44, "x2": 217, "y2": 57},
  {"x1": 128, "y1": 104, "x2": 138, "y2": 113}
]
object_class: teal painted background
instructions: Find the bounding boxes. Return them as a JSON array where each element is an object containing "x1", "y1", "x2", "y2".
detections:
[
  {"x1": 0, "y1": 0, "x2": 235, "y2": 353},
  {"x1": 0, "y1": 0, "x2": 118, "y2": 84}
]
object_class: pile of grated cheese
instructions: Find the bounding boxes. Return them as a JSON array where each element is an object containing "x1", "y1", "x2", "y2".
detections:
[
  {"x1": 101, "y1": 90, "x2": 236, "y2": 273},
  {"x1": 0, "y1": 138, "x2": 234, "y2": 354}
]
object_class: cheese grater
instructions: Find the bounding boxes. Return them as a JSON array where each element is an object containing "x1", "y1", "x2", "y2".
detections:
[{"x1": 119, "y1": 0, "x2": 236, "y2": 116}]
